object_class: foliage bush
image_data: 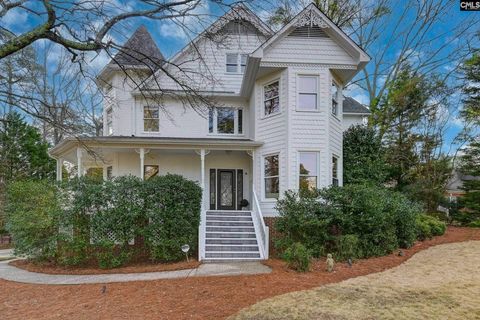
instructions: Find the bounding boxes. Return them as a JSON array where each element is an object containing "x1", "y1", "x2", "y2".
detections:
[
  {"x1": 416, "y1": 214, "x2": 446, "y2": 240},
  {"x1": 5, "y1": 180, "x2": 60, "y2": 260},
  {"x1": 5, "y1": 174, "x2": 202, "y2": 268},
  {"x1": 468, "y1": 220, "x2": 480, "y2": 228},
  {"x1": 283, "y1": 242, "x2": 311, "y2": 272},
  {"x1": 275, "y1": 184, "x2": 422, "y2": 262}
]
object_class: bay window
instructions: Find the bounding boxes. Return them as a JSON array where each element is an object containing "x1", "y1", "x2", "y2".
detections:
[
  {"x1": 332, "y1": 156, "x2": 339, "y2": 186},
  {"x1": 298, "y1": 76, "x2": 318, "y2": 110},
  {"x1": 332, "y1": 81, "x2": 339, "y2": 116},
  {"x1": 264, "y1": 81, "x2": 280, "y2": 116},
  {"x1": 264, "y1": 154, "x2": 279, "y2": 199},
  {"x1": 299, "y1": 152, "x2": 319, "y2": 192}
]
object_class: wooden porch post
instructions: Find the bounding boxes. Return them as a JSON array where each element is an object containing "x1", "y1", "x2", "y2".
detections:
[
  {"x1": 140, "y1": 148, "x2": 145, "y2": 180},
  {"x1": 76, "y1": 148, "x2": 83, "y2": 178},
  {"x1": 56, "y1": 158, "x2": 63, "y2": 182},
  {"x1": 200, "y1": 149, "x2": 206, "y2": 210}
]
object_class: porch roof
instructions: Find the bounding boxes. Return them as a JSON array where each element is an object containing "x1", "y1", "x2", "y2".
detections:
[{"x1": 49, "y1": 136, "x2": 263, "y2": 159}]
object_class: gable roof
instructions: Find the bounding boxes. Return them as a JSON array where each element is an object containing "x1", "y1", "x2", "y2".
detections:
[
  {"x1": 167, "y1": 3, "x2": 273, "y2": 65},
  {"x1": 252, "y1": 4, "x2": 370, "y2": 65},
  {"x1": 343, "y1": 97, "x2": 370, "y2": 114}
]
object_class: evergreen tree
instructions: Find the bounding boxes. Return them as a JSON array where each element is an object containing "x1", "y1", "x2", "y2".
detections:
[
  {"x1": 461, "y1": 40, "x2": 480, "y2": 126},
  {"x1": 459, "y1": 140, "x2": 480, "y2": 214},
  {"x1": 0, "y1": 112, "x2": 55, "y2": 184}
]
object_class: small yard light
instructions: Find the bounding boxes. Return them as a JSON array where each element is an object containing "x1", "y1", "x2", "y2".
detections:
[
  {"x1": 347, "y1": 258, "x2": 353, "y2": 267},
  {"x1": 181, "y1": 244, "x2": 190, "y2": 262}
]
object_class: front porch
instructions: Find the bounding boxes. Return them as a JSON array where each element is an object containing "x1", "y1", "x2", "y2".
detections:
[{"x1": 49, "y1": 137, "x2": 269, "y2": 261}]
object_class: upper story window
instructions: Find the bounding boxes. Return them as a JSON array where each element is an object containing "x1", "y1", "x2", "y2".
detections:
[
  {"x1": 264, "y1": 81, "x2": 280, "y2": 116},
  {"x1": 264, "y1": 154, "x2": 279, "y2": 199},
  {"x1": 208, "y1": 107, "x2": 243, "y2": 135},
  {"x1": 331, "y1": 81, "x2": 339, "y2": 116},
  {"x1": 332, "y1": 156, "x2": 339, "y2": 186},
  {"x1": 298, "y1": 76, "x2": 318, "y2": 111},
  {"x1": 226, "y1": 53, "x2": 248, "y2": 73},
  {"x1": 299, "y1": 152, "x2": 319, "y2": 192},
  {"x1": 106, "y1": 108, "x2": 113, "y2": 135},
  {"x1": 144, "y1": 106, "x2": 159, "y2": 132}
]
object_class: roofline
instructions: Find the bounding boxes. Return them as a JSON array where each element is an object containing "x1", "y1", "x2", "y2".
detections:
[
  {"x1": 252, "y1": 4, "x2": 370, "y2": 63},
  {"x1": 49, "y1": 137, "x2": 263, "y2": 158},
  {"x1": 343, "y1": 112, "x2": 371, "y2": 115}
]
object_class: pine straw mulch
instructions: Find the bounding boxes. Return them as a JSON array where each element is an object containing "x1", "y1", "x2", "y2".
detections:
[
  {"x1": 1, "y1": 227, "x2": 479, "y2": 320},
  {"x1": 10, "y1": 259, "x2": 201, "y2": 275}
]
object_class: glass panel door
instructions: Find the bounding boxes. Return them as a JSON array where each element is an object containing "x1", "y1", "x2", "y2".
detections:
[{"x1": 217, "y1": 169, "x2": 236, "y2": 210}]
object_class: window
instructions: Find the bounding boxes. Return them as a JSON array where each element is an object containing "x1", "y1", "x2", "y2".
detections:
[
  {"x1": 299, "y1": 152, "x2": 318, "y2": 192},
  {"x1": 264, "y1": 154, "x2": 279, "y2": 199},
  {"x1": 144, "y1": 165, "x2": 159, "y2": 180},
  {"x1": 331, "y1": 82, "x2": 339, "y2": 116},
  {"x1": 264, "y1": 81, "x2": 280, "y2": 116},
  {"x1": 226, "y1": 53, "x2": 248, "y2": 73},
  {"x1": 332, "y1": 156, "x2": 339, "y2": 186},
  {"x1": 144, "y1": 106, "x2": 159, "y2": 132},
  {"x1": 298, "y1": 76, "x2": 318, "y2": 110},
  {"x1": 106, "y1": 108, "x2": 113, "y2": 135},
  {"x1": 106, "y1": 166, "x2": 113, "y2": 180},
  {"x1": 208, "y1": 107, "x2": 243, "y2": 135}
]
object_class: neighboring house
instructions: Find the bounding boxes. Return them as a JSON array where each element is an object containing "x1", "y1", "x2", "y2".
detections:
[
  {"x1": 49, "y1": 4, "x2": 370, "y2": 261},
  {"x1": 445, "y1": 169, "x2": 479, "y2": 202},
  {"x1": 342, "y1": 96, "x2": 370, "y2": 130}
]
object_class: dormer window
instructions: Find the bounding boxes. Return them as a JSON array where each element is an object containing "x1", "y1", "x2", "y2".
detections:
[
  {"x1": 144, "y1": 106, "x2": 159, "y2": 132},
  {"x1": 226, "y1": 53, "x2": 248, "y2": 73}
]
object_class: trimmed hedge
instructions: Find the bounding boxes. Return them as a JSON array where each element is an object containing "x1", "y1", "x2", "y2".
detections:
[
  {"x1": 6, "y1": 174, "x2": 202, "y2": 268},
  {"x1": 275, "y1": 184, "x2": 423, "y2": 261}
]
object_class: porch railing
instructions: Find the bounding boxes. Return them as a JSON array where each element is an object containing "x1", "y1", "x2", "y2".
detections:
[{"x1": 252, "y1": 185, "x2": 269, "y2": 259}]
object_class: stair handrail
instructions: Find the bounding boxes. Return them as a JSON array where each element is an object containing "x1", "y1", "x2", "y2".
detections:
[
  {"x1": 199, "y1": 208, "x2": 206, "y2": 261},
  {"x1": 252, "y1": 185, "x2": 269, "y2": 259}
]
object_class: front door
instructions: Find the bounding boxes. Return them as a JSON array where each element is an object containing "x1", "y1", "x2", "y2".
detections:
[{"x1": 217, "y1": 169, "x2": 236, "y2": 211}]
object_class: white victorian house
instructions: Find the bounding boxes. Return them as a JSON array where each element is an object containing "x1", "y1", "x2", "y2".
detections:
[{"x1": 49, "y1": 4, "x2": 370, "y2": 261}]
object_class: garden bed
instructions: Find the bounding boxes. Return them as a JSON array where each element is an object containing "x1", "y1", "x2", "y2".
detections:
[
  {"x1": 1, "y1": 227, "x2": 479, "y2": 320},
  {"x1": 10, "y1": 259, "x2": 200, "y2": 275}
]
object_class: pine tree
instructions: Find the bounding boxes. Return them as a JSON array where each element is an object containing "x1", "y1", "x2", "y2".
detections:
[{"x1": 459, "y1": 140, "x2": 480, "y2": 214}]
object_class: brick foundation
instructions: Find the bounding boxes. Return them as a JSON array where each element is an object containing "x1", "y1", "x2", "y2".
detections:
[{"x1": 264, "y1": 217, "x2": 280, "y2": 257}]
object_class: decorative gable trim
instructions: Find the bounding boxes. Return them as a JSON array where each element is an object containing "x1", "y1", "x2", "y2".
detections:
[
  {"x1": 293, "y1": 7, "x2": 329, "y2": 28},
  {"x1": 208, "y1": 4, "x2": 273, "y2": 36}
]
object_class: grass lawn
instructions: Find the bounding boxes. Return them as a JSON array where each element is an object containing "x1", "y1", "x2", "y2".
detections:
[{"x1": 232, "y1": 241, "x2": 480, "y2": 320}]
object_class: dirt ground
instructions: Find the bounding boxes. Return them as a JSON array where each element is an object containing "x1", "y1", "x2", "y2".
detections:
[
  {"x1": 1, "y1": 227, "x2": 479, "y2": 320},
  {"x1": 232, "y1": 240, "x2": 480, "y2": 320},
  {"x1": 10, "y1": 259, "x2": 200, "y2": 275}
]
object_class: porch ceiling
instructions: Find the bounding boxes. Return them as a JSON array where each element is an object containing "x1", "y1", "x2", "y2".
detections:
[{"x1": 49, "y1": 136, "x2": 263, "y2": 161}]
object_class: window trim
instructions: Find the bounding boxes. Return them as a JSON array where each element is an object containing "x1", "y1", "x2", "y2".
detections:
[
  {"x1": 143, "y1": 106, "x2": 160, "y2": 133},
  {"x1": 298, "y1": 151, "x2": 320, "y2": 191},
  {"x1": 297, "y1": 75, "x2": 320, "y2": 112},
  {"x1": 331, "y1": 80, "x2": 340, "y2": 118},
  {"x1": 332, "y1": 155, "x2": 339, "y2": 186},
  {"x1": 106, "y1": 107, "x2": 113, "y2": 136},
  {"x1": 225, "y1": 53, "x2": 248, "y2": 74},
  {"x1": 208, "y1": 107, "x2": 244, "y2": 136},
  {"x1": 262, "y1": 79, "x2": 281, "y2": 119},
  {"x1": 262, "y1": 153, "x2": 280, "y2": 201}
]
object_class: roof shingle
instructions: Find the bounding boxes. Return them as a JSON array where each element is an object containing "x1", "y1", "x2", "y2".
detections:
[{"x1": 343, "y1": 96, "x2": 371, "y2": 114}]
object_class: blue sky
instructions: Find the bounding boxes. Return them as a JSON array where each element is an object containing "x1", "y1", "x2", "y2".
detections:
[{"x1": 2, "y1": 0, "x2": 478, "y2": 152}]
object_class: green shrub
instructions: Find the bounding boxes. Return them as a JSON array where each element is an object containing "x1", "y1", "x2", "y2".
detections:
[
  {"x1": 143, "y1": 174, "x2": 202, "y2": 261},
  {"x1": 468, "y1": 220, "x2": 480, "y2": 228},
  {"x1": 5, "y1": 181, "x2": 60, "y2": 261},
  {"x1": 283, "y1": 242, "x2": 311, "y2": 272},
  {"x1": 56, "y1": 238, "x2": 89, "y2": 266},
  {"x1": 95, "y1": 241, "x2": 131, "y2": 269},
  {"x1": 334, "y1": 234, "x2": 362, "y2": 261},
  {"x1": 416, "y1": 214, "x2": 446, "y2": 240},
  {"x1": 275, "y1": 184, "x2": 421, "y2": 261}
]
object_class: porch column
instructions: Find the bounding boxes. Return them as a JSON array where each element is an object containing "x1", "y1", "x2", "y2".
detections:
[
  {"x1": 56, "y1": 158, "x2": 63, "y2": 182},
  {"x1": 139, "y1": 148, "x2": 145, "y2": 180},
  {"x1": 200, "y1": 149, "x2": 206, "y2": 210},
  {"x1": 76, "y1": 148, "x2": 83, "y2": 178}
]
